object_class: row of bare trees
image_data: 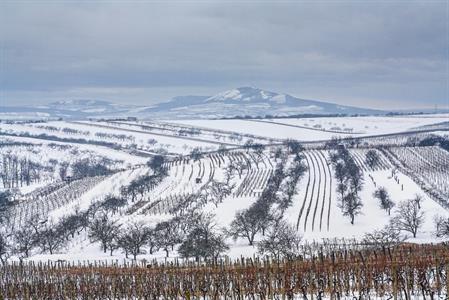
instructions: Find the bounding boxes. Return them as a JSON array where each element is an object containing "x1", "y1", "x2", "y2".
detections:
[
  {"x1": 1, "y1": 154, "x2": 45, "y2": 188},
  {"x1": 228, "y1": 143, "x2": 307, "y2": 254},
  {"x1": 330, "y1": 146, "x2": 364, "y2": 224}
]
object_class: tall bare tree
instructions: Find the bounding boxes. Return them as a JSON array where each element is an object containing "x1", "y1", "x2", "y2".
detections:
[{"x1": 392, "y1": 199, "x2": 424, "y2": 238}]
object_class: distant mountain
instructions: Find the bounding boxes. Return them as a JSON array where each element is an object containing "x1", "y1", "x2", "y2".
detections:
[
  {"x1": 138, "y1": 87, "x2": 384, "y2": 118},
  {"x1": 0, "y1": 99, "x2": 138, "y2": 120},
  {"x1": 40, "y1": 99, "x2": 138, "y2": 114},
  {"x1": 0, "y1": 87, "x2": 385, "y2": 120}
]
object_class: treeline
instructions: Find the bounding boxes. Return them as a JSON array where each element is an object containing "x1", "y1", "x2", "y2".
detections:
[
  {"x1": 70, "y1": 158, "x2": 117, "y2": 179},
  {"x1": 0, "y1": 150, "x2": 119, "y2": 189},
  {"x1": 228, "y1": 141, "x2": 307, "y2": 255},
  {"x1": 328, "y1": 143, "x2": 431, "y2": 240},
  {"x1": 329, "y1": 145, "x2": 364, "y2": 224},
  {"x1": 0, "y1": 154, "x2": 47, "y2": 188},
  {"x1": 35, "y1": 125, "x2": 90, "y2": 136},
  {"x1": 418, "y1": 135, "x2": 449, "y2": 152},
  {"x1": 0, "y1": 147, "x2": 309, "y2": 263},
  {"x1": 0, "y1": 157, "x2": 168, "y2": 263},
  {"x1": 120, "y1": 157, "x2": 168, "y2": 202},
  {"x1": 217, "y1": 113, "x2": 372, "y2": 120},
  {"x1": 0, "y1": 131, "x2": 122, "y2": 150},
  {"x1": 34, "y1": 124, "x2": 136, "y2": 142},
  {"x1": 94, "y1": 132, "x2": 135, "y2": 142}
]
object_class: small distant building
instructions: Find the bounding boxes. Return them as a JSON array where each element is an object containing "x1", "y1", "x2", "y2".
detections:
[
  {"x1": 195, "y1": 178, "x2": 202, "y2": 184},
  {"x1": 127, "y1": 117, "x2": 138, "y2": 122}
]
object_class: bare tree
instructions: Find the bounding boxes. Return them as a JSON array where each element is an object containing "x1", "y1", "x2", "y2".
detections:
[
  {"x1": 88, "y1": 214, "x2": 121, "y2": 254},
  {"x1": 348, "y1": 164, "x2": 364, "y2": 195},
  {"x1": 228, "y1": 208, "x2": 264, "y2": 246},
  {"x1": 224, "y1": 162, "x2": 237, "y2": 184},
  {"x1": 217, "y1": 144, "x2": 227, "y2": 153},
  {"x1": 339, "y1": 192, "x2": 363, "y2": 225},
  {"x1": 118, "y1": 222, "x2": 150, "y2": 260},
  {"x1": 146, "y1": 228, "x2": 159, "y2": 255},
  {"x1": 413, "y1": 194, "x2": 423, "y2": 210},
  {"x1": 373, "y1": 187, "x2": 395, "y2": 215},
  {"x1": 434, "y1": 215, "x2": 449, "y2": 239},
  {"x1": 190, "y1": 147, "x2": 203, "y2": 161},
  {"x1": 0, "y1": 230, "x2": 10, "y2": 265},
  {"x1": 284, "y1": 139, "x2": 304, "y2": 155},
  {"x1": 257, "y1": 220, "x2": 302, "y2": 259},
  {"x1": 334, "y1": 162, "x2": 348, "y2": 206},
  {"x1": 59, "y1": 212, "x2": 89, "y2": 239},
  {"x1": 147, "y1": 155, "x2": 166, "y2": 174},
  {"x1": 392, "y1": 199, "x2": 424, "y2": 238},
  {"x1": 235, "y1": 159, "x2": 248, "y2": 179},
  {"x1": 100, "y1": 196, "x2": 127, "y2": 215},
  {"x1": 13, "y1": 226, "x2": 37, "y2": 259},
  {"x1": 36, "y1": 219, "x2": 65, "y2": 255},
  {"x1": 0, "y1": 191, "x2": 13, "y2": 223},
  {"x1": 154, "y1": 220, "x2": 182, "y2": 257},
  {"x1": 206, "y1": 180, "x2": 234, "y2": 207},
  {"x1": 178, "y1": 214, "x2": 228, "y2": 261},
  {"x1": 362, "y1": 224, "x2": 404, "y2": 247},
  {"x1": 58, "y1": 162, "x2": 69, "y2": 181},
  {"x1": 365, "y1": 150, "x2": 380, "y2": 169},
  {"x1": 243, "y1": 139, "x2": 254, "y2": 152}
]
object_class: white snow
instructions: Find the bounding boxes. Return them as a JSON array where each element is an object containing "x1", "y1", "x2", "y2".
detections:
[{"x1": 2, "y1": 115, "x2": 448, "y2": 263}]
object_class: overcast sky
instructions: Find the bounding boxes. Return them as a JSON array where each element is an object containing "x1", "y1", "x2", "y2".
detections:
[{"x1": 0, "y1": 1, "x2": 448, "y2": 110}]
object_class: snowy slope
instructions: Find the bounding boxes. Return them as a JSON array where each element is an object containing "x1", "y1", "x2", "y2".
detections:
[
  {"x1": 10, "y1": 146, "x2": 448, "y2": 264},
  {"x1": 171, "y1": 115, "x2": 449, "y2": 141}
]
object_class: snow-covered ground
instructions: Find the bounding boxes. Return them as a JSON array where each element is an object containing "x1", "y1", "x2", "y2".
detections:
[
  {"x1": 171, "y1": 114, "x2": 449, "y2": 141},
  {"x1": 1, "y1": 115, "x2": 448, "y2": 263},
  {"x1": 12, "y1": 147, "x2": 448, "y2": 263},
  {"x1": 0, "y1": 135, "x2": 142, "y2": 195},
  {"x1": 0, "y1": 121, "x2": 220, "y2": 155}
]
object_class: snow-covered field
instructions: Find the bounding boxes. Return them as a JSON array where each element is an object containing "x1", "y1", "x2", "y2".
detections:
[
  {"x1": 7, "y1": 146, "x2": 447, "y2": 263},
  {"x1": 0, "y1": 114, "x2": 448, "y2": 264},
  {"x1": 0, "y1": 121, "x2": 220, "y2": 155},
  {"x1": 171, "y1": 114, "x2": 449, "y2": 141}
]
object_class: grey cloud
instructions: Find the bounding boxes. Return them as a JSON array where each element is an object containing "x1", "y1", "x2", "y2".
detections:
[{"x1": 0, "y1": 1, "x2": 447, "y2": 109}]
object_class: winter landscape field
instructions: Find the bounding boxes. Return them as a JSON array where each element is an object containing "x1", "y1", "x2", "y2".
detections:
[
  {"x1": 2, "y1": 1, "x2": 448, "y2": 298},
  {"x1": 1, "y1": 109, "x2": 449, "y2": 298}
]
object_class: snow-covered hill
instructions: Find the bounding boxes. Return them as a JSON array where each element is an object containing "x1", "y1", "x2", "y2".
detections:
[
  {"x1": 1, "y1": 117, "x2": 448, "y2": 265},
  {"x1": 138, "y1": 87, "x2": 384, "y2": 119},
  {"x1": 40, "y1": 99, "x2": 138, "y2": 114},
  {"x1": 1, "y1": 87, "x2": 384, "y2": 120}
]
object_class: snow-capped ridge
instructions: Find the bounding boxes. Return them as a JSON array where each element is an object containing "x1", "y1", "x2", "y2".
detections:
[
  {"x1": 205, "y1": 87, "x2": 284, "y2": 104},
  {"x1": 0, "y1": 87, "x2": 385, "y2": 120}
]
